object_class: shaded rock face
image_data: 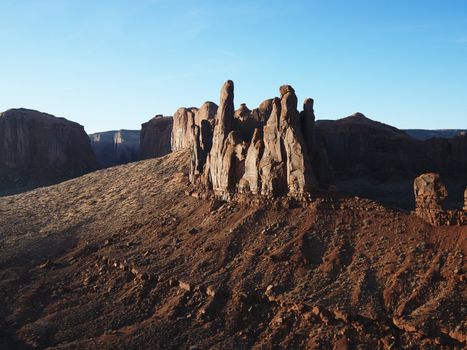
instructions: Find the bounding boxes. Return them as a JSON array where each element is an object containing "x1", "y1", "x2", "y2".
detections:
[
  {"x1": 315, "y1": 115, "x2": 467, "y2": 183},
  {"x1": 464, "y1": 187, "x2": 467, "y2": 211},
  {"x1": 414, "y1": 173, "x2": 466, "y2": 225},
  {"x1": 90, "y1": 130, "x2": 140, "y2": 168},
  {"x1": 313, "y1": 115, "x2": 467, "y2": 209},
  {"x1": 189, "y1": 81, "x2": 318, "y2": 200},
  {"x1": 140, "y1": 115, "x2": 173, "y2": 159},
  {"x1": 314, "y1": 114, "x2": 417, "y2": 182},
  {"x1": 0, "y1": 108, "x2": 97, "y2": 194}
]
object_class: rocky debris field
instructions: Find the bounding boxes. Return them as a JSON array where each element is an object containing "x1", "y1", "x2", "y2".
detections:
[{"x1": 0, "y1": 150, "x2": 466, "y2": 349}]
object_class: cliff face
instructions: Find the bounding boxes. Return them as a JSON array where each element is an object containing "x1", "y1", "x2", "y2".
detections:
[
  {"x1": 90, "y1": 130, "x2": 140, "y2": 168},
  {"x1": 0, "y1": 108, "x2": 97, "y2": 194},
  {"x1": 140, "y1": 115, "x2": 173, "y2": 159},
  {"x1": 314, "y1": 115, "x2": 467, "y2": 183},
  {"x1": 188, "y1": 81, "x2": 318, "y2": 200}
]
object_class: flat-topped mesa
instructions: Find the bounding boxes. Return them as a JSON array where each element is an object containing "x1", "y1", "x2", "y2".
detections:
[
  {"x1": 414, "y1": 173, "x2": 466, "y2": 225},
  {"x1": 189, "y1": 80, "x2": 319, "y2": 200}
]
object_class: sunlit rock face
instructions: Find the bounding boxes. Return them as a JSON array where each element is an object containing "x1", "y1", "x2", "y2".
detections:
[{"x1": 188, "y1": 80, "x2": 319, "y2": 200}]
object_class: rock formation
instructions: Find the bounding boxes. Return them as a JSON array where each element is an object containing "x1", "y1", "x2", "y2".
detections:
[
  {"x1": 140, "y1": 115, "x2": 173, "y2": 159},
  {"x1": 189, "y1": 81, "x2": 318, "y2": 200},
  {"x1": 171, "y1": 108, "x2": 198, "y2": 152},
  {"x1": 414, "y1": 173, "x2": 466, "y2": 225},
  {"x1": 194, "y1": 102, "x2": 218, "y2": 152},
  {"x1": 171, "y1": 103, "x2": 218, "y2": 154},
  {"x1": 90, "y1": 130, "x2": 140, "y2": 168},
  {"x1": 313, "y1": 114, "x2": 467, "y2": 209},
  {"x1": 464, "y1": 187, "x2": 467, "y2": 211},
  {"x1": 0, "y1": 108, "x2": 97, "y2": 194},
  {"x1": 414, "y1": 173, "x2": 448, "y2": 225}
]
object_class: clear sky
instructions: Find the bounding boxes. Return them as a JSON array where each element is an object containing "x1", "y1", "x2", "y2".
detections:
[{"x1": 0, "y1": 0, "x2": 466, "y2": 133}]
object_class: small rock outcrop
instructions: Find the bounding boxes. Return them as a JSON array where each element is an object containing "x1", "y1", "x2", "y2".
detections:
[
  {"x1": 0, "y1": 108, "x2": 97, "y2": 194},
  {"x1": 90, "y1": 130, "x2": 140, "y2": 168},
  {"x1": 414, "y1": 173, "x2": 466, "y2": 225},
  {"x1": 189, "y1": 81, "x2": 318, "y2": 200},
  {"x1": 414, "y1": 173, "x2": 448, "y2": 225},
  {"x1": 140, "y1": 115, "x2": 173, "y2": 159}
]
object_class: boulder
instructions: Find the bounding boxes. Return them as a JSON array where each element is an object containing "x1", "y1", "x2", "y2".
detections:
[
  {"x1": 0, "y1": 108, "x2": 98, "y2": 194},
  {"x1": 140, "y1": 115, "x2": 173, "y2": 159}
]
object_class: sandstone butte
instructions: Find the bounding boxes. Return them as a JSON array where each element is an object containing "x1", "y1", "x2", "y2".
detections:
[{"x1": 169, "y1": 80, "x2": 467, "y2": 226}]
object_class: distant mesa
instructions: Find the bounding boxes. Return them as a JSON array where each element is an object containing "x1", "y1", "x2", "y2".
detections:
[
  {"x1": 0, "y1": 108, "x2": 98, "y2": 195},
  {"x1": 140, "y1": 115, "x2": 173, "y2": 160},
  {"x1": 404, "y1": 129, "x2": 467, "y2": 141},
  {"x1": 90, "y1": 130, "x2": 140, "y2": 168}
]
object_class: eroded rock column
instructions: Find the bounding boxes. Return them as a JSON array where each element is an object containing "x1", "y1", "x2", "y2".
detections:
[{"x1": 414, "y1": 173, "x2": 448, "y2": 225}]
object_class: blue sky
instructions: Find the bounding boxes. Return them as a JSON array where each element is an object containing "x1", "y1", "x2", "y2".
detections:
[{"x1": 0, "y1": 0, "x2": 466, "y2": 133}]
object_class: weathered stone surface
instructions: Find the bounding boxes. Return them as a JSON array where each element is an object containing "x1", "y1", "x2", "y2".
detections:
[
  {"x1": 259, "y1": 98, "x2": 287, "y2": 196},
  {"x1": 207, "y1": 80, "x2": 236, "y2": 197},
  {"x1": 414, "y1": 173, "x2": 447, "y2": 225},
  {"x1": 189, "y1": 125, "x2": 204, "y2": 184},
  {"x1": 0, "y1": 108, "x2": 97, "y2": 194},
  {"x1": 195, "y1": 102, "x2": 217, "y2": 152},
  {"x1": 464, "y1": 187, "x2": 467, "y2": 211},
  {"x1": 414, "y1": 173, "x2": 466, "y2": 225},
  {"x1": 279, "y1": 85, "x2": 316, "y2": 197},
  {"x1": 234, "y1": 103, "x2": 260, "y2": 141},
  {"x1": 239, "y1": 128, "x2": 263, "y2": 194},
  {"x1": 171, "y1": 107, "x2": 198, "y2": 152},
  {"x1": 190, "y1": 81, "x2": 318, "y2": 200},
  {"x1": 140, "y1": 115, "x2": 173, "y2": 159},
  {"x1": 251, "y1": 99, "x2": 273, "y2": 123},
  {"x1": 90, "y1": 130, "x2": 140, "y2": 168}
]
